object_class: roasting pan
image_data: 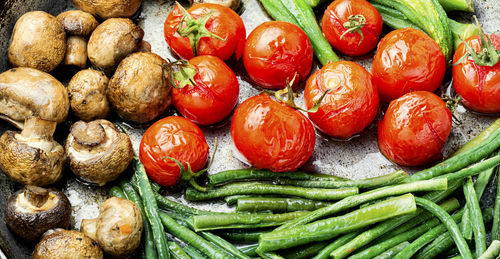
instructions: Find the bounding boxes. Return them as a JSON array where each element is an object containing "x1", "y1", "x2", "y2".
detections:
[{"x1": 0, "y1": 0, "x2": 499, "y2": 258}]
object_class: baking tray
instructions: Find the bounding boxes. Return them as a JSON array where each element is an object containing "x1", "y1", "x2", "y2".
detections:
[{"x1": 0, "y1": 0, "x2": 499, "y2": 258}]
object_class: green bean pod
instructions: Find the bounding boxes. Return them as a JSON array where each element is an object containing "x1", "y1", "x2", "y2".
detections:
[
  {"x1": 217, "y1": 229, "x2": 270, "y2": 243},
  {"x1": 155, "y1": 192, "x2": 216, "y2": 216},
  {"x1": 454, "y1": 119, "x2": 500, "y2": 155},
  {"x1": 313, "y1": 231, "x2": 361, "y2": 259},
  {"x1": 478, "y1": 240, "x2": 500, "y2": 259},
  {"x1": 372, "y1": 242, "x2": 410, "y2": 259},
  {"x1": 493, "y1": 170, "x2": 500, "y2": 241},
  {"x1": 280, "y1": 241, "x2": 329, "y2": 259},
  {"x1": 169, "y1": 242, "x2": 191, "y2": 259},
  {"x1": 438, "y1": 154, "x2": 500, "y2": 181},
  {"x1": 463, "y1": 177, "x2": 487, "y2": 257},
  {"x1": 237, "y1": 197, "x2": 331, "y2": 213},
  {"x1": 193, "y1": 211, "x2": 308, "y2": 231},
  {"x1": 183, "y1": 245, "x2": 209, "y2": 259},
  {"x1": 198, "y1": 231, "x2": 251, "y2": 259},
  {"x1": 109, "y1": 186, "x2": 127, "y2": 199},
  {"x1": 240, "y1": 244, "x2": 259, "y2": 256}
]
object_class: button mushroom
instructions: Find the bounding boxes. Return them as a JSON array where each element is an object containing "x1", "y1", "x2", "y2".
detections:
[
  {"x1": 65, "y1": 120, "x2": 133, "y2": 186},
  {"x1": 0, "y1": 116, "x2": 65, "y2": 186},
  {"x1": 0, "y1": 67, "x2": 69, "y2": 129},
  {"x1": 107, "y1": 52, "x2": 172, "y2": 123},
  {"x1": 8, "y1": 11, "x2": 66, "y2": 72},
  {"x1": 191, "y1": 0, "x2": 240, "y2": 10},
  {"x1": 68, "y1": 69, "x2": 110, "y2": 121},
  {"x1": 4, "y1": 186, "x2": 71, "y2": 242},
  {"x1": 81, "y1": 197, "x2": 142, "y2": 258},
  {"x1": 57, "y1": 10, "x2": 99, "y2": 68},
  {"x1": 33, "y1": 229, "x2": 103, "y2": 259},
  {"x1": 87, "y1": 18, "x2": 144, "y2": 74},
  {"x1": 73, "y1": 0, "x2": 143, "y2": 19}
]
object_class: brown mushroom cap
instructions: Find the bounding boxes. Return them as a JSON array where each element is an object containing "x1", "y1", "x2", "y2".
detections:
[
  {"x1": 68, "y1": 69, "x2": 110, "y2": 121},
  {"x1": 73, "y1": 0, "x2": 143, "y2": 19},
  {"x1": 87, "y1": 18, "x2": 143, "y2": 74},
  {"x1": 4, "y1": 186, "x2": 71, "y2": 242},
  {"x1": 0, "y1": 116, "x2": 65, "y2": 186},
  {"x1": 56, "y1": 10, "x2": 98, "y2": 36},
  {"x1": 65, "y1": 120, "x2": 133, "y2": 186},
  {"x1": 107, "y1": 52, "x2": 172, "y2": 123},
  {"x1": 33, "y1": 229, "x2": 103, "y2": 259},
  {"x1": 8, "y1": 11, "x2": 66, "y2": 72}
]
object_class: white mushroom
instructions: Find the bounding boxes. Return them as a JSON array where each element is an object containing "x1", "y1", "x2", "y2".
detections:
[
  {"x1": 73, "y1": 0, "x2": 143, "y2": 19},
  {"x1": 68, "y1": 69, "x2": 110, "y2": 121}
]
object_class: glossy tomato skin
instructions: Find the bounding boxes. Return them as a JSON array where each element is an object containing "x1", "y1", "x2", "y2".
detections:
[
  {"x1": 378, "y1": 91, "x2": 452, "y2": 166},
  {"x1": 139, "y1": 116, "x2": 209, "y2": 186},
  {"x1": 452, "y1": 34, "x2": 500, "y2": 113},
  {"x1": 371, "y1": 28, "x2": 446, "y2": 102},
  {"x1": 163, "y1": 3, "x2": 246, "y2": 60},
  {"x1": 322, "y1": 0, "x2": 382, "y2": 56},
  {"x1": 173, "y1": 55, "x2": 239, "y2": 125},
  {"x1": 304, "y1": 61, "x2": 379, "y2": 139},
  {"x1": 243, "y1": 21, "x2": 313, "y2": 89},
  {"x1": 231, "y1": 94, "x2": 316, "y2": 172}
]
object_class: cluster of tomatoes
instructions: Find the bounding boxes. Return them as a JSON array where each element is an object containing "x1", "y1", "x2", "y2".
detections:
[{"x1": 139, "y1": 0, "x2": 500, "y2": 186}]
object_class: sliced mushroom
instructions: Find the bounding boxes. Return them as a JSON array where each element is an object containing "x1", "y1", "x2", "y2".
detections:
[
  {"x1": 81, "y1": 197, "x2": 142, "y2": 258},
  {"x1": 65, "y1": 120, "x2": 133, "y2": 186},
  {"x1": 73, "y1": 0, "x2": 142, "y2": 19},
  {"x1": 0, "y1": 67, "x2": 70, "y2": 129},
  {"x1": 33, "y1": 229, "x2": 103, "y2": 259},
  {"x1": 4, "y1": 186, "x2": 71, "y2": 242},
  {"x1": 191, "y1": 0, "x2": 240, "y2": 10},
  {"x1": 8, "y1": 11, "x2": 66, "y2": 72},
  {"x1": 57, "y1": 10, "x2": 99, "y2": 68},
  {"x1": 68, "y1": 69, "x2": 110, "y2": 121},
  {"x1": 107, "y1": 52, "x2": 172, "y2": 123},
  {"x1": 0, "y1": 116, "x2": 65, "y2": 186},
  {"x1": 87, "y1": 18, "x2": 144, "y2": 74}
]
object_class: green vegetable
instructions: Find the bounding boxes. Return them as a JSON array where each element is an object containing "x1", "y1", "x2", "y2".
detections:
[
  {"x1": 155, "y1": 192, "x2": 216, "y2": 216},
  {"x1": 237, "y1": 197, "x2": 331, "y2": 212},
  {"x1": 183, "y1": 245, "x2": 209, "y2": 259},
  {"x1": 109, "y1": 186, "x2": 126, "y2": 199},
  {"x1": 372, "y1": 242, "x2": 410, "y2": 259},
  {"x1": 493, "y1": 170, "x2": 500, "y2": 241},
  {"x1": 258, "y1": 0, "x2": 339, "y2": 65},
  {"x1": 463, "y1": 177, "x2": 487, "y2": 257},
  {"x1": 257, "y1": 194, "x2": 417, "y2": 252},
  {"x1": 217, "y1": 229, "x2": 270, "y2": 243},
  {"x1": 193, "y1": 211, "x2": 308, "y2": 231},
  {"x1": 455, "y1": 119, "x2": 500, "y2": 155},
  {"x1": 240, "y1": 244, "x2": 259, "y2": 256},
  {"x1": 169, "y1": 242, "x2": 191, "y2": 259},
  {"x1": 478, "y1": 240, "x2": 500, "y2": 259},
  {"x1": 438, "y1": 154, "x2": 500, "y2": 181},
  {"x1": 438, "y1": 0, "x2": 473, "y2": 11},
  {"x1": 186, "y1": 182, "x2": 359, "y2": 201},
  {"x1": 313, "y1": 232, "x2": 361, "y2": 259},
  {"x1": 280, "y1": 241, "x2": 330, "y2": 259},
  {"x1": 225, "y1": 195, "x2": 256, "y2": 206}
]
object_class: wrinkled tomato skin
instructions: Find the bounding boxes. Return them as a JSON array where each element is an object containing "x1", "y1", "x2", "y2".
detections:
[
  {"x1": 139, "y1": 116, "x2": 209, "y2": 186},
  {"x1": 378, "y1": 91, "x2": 452, "y2": 166},
  {"x1": 371, "y1": 28, "x2": 446, "y2": 102},
  {"x1": 452, "y1": 34, "x2": 500, "y2": 113},
  {"x1": 322, "y1": 0, "x2": 382, "y2": 56},
  {"x1": 231, "y1": 94, "x2": 316, "y2": 172},
  {"x1": 304, "y1": 61, "x2": 379, "y2": 139},
  {"x1": 163, "y1": 3, "x2": 246, "y2": 60},
  {"x1": 243, "y1": 21, "x2": 313, "y2": 89},
  {"x1": 173, "y1": 55, "x2": 239, "y2": 125}
]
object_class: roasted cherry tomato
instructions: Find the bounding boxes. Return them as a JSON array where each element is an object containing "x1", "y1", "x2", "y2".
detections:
[
  {"x1": 322, "y1": 0, "x2": 382, "y2": 56},
  {"x1": 139, "y1": 116, "x2": 209, "y2": 186},
  {"x1": 231, "y1": 93, "x2": 316, "y2": 172},
  {"x1": 378, "y1": 91, "x2": 452, "y2": 166},
  {"x1": 243, "y1": 21, "x2": 313, "y2": 89},
  {"x1": 172, "y1": 55, "x2": 239, "y2": 125},
  {"x1": 304, "y1": 61, "x2": 379, "y2": 139},
  {"x1": 371, "y1": 28, "x2": 446, "y2": 102},
  {"x1": 452, "y1": 34, "x2": 500, "y2": 113},
  {"x1": 163, "y1": 3, "x2": 246, "y2": 61}
]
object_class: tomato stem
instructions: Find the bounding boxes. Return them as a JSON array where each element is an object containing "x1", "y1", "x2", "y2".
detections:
[
  {"x1": 163, "y1": 59, "x2": 198, "y2": 89},
  {"x1": 442, "y1": 95, "x2": 462, "y2": 125},
  {"x1": 340, "y1": 15, "x2": 366, "y2": 46},
  {"x1": 175, "y1": 2, "x2": 226, "y2": 57}
]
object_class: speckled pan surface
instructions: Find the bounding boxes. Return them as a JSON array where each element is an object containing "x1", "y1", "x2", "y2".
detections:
[{"x1": 0, "y1": 0, "x2": 499, "y2": 258}]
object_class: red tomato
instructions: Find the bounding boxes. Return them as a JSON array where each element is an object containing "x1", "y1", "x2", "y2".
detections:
[
  {"x1": 243, "y1": 21, "x2": 313, "y2": 89},
  {"x1": 231, "y1": 93, "x2": 316, "y2": 172},
  {"x1": 322, "y1": 0, "x2": 382, "y2": 56},
  {"x1": 172, "y1": 55, "x2": 239, "y2": 125},
  {"x1": 139, "y1": 116, "x2": 209, "y2": 186},
  {"x1": 371, "y1": 28, "x2": 446, "y2": 102},
  {"x1": 378, "y1": 91, "x2": 452, "y2": 166},
  {"x1": 304, "y1": 61, "x2": 379, "y2": 139},
  {"x1": 163, "y1": 3, "x2": 246, "y2": 60},
  {"x1": 452, "y1": 34, "x2": 500, "y2": 113}
]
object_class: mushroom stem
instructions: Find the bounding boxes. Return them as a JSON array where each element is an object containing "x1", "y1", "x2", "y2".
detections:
[
  {"x1": 20, "y1": 116, "x2": 57, "y2": 140},
  {"x1": 24, "y1": 186, "x2": 50, "y2": 207},
  {"x1": 64, "y1": 36, "x2": 88, "y2": 68}
]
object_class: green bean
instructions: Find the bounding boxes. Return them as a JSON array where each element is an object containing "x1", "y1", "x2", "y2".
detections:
[
  {"x1": 258, "y1": 194, "x2": 417, "y2": 252},
  {"x1": 478, "y1": 240, "x2": 500, "y2": 259},
  {"x1": 240, "y1": 244, "x2": 259, "y2": 256},
  {"x1": 155, "y1": 192, "x2": 216, "y2": 216},
  {"x1": 257, "y1": 251, "x2": 285, "y2": 259},
  {"x1": 237, "y1": 197, "x2": 331, "y2": 213},
  {"x1": 217, "y1": 229, "x2": 270, "y2": 243},
  {"x1": 193, "y1": 211, "x2": 308, "y2": 231},
  {"x1": 159, "y1": 212, "x2": 231, "y2": 259},
  {"x1": 413, "y1": 197, "x2": 473, "y2": 259},
  {"x1": 404, "y1": 123, "x2": 500, "y2": 183},
  {"x1": 493, "y1": 170, "x2": 500, "y2": 241},
  {"x1": 313, "y1": 232, "x2": 361, "y2": 259},
  {"x1": 169, "y1": 242, "x2": 191, "y2": 259},
  {"x1": 372, "y1": 242, "x2": 410, "y2": 259},
  {"x1": 438, "y1": 154, "x2": 500, "y2": 181},
  {"x1": 109, "y1": 185, "x2": 126, "y2": 199},
  {"x1": 341, "y1": 198, "x2": 461, "y2": 259},
  {"x1": 276, "y1": 178, "x2": 448, "y2": 230},
  {"x1": 208, "y1": 169, "x2": 346, "y2": 186},
  {"x1": 463, "y1": 177, "x2": 487, "y2": 256},
  {"x1": 454, "y1": 119, "x2": 500, "y2": 155},
  {"x1": 186, "y1": 182, "x2": 359, "y2": 201},
  {"x1": 225, "y1": 195, "x2": 255, "y2": 206},
  {"x1": 280, "y1": 241, "x2": 330, "y2": 259},
  {"x1": 184, "y1": 245, "x2": 209, "y2": 259},
  {"x1": 198, "y1": 231, "x2": 251, "y2": 259},
  {"x1": 133, "y1": 157, "x2": 170, "y2": 259}
]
